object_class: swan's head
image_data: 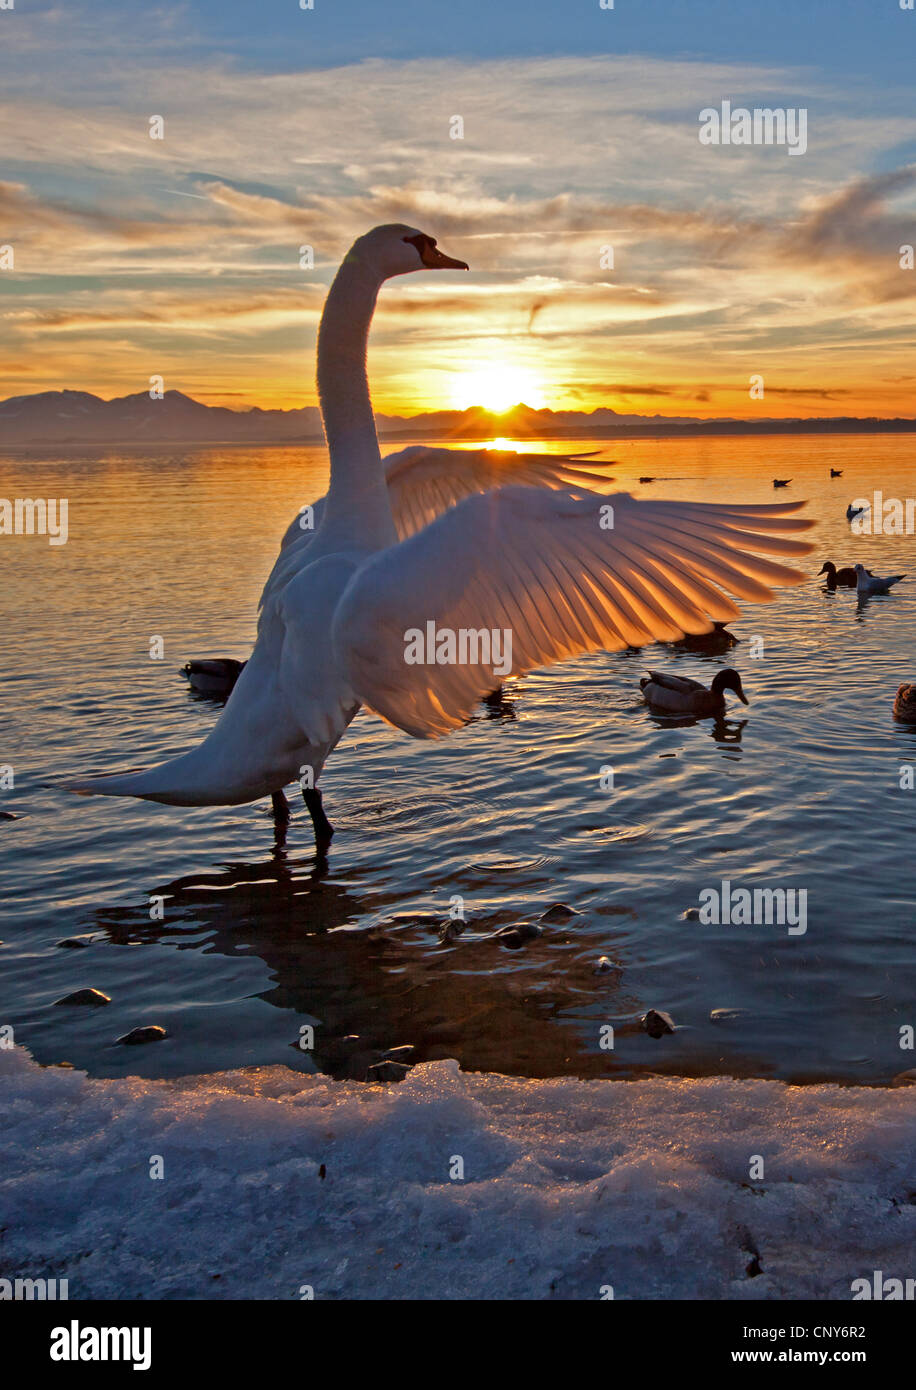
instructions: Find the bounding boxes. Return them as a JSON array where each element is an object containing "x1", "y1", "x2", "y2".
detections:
[{"x1": 352, "y1": 224, "x2": 469, "y2": 280}]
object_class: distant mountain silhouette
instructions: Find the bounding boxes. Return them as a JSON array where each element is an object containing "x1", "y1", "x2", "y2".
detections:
[{"x1": 1, "y1": 389, "x2": 914, "y2": 445}]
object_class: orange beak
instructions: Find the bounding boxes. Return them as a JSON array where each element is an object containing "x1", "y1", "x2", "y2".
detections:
[{"x1": 405, "y1": 233, "x2": 468, "y2": 270}]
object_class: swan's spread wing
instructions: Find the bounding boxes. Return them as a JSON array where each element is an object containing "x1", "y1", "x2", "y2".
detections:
[
  {"x1": 258, "y1": 450, "x2": 617, "y2": 614},
  {"x1": 260, "y1": 447, "x2": 615, "y2": 614},
  {"x1": 380, "y1": 445, "x2": 616, "y2": 540},
  {"x1": 333, "y1": 489, "x2": 815, "y2": 738}
]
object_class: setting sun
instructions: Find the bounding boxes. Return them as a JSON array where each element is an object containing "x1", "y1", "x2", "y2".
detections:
[{"x1": 450, "y1": 365, "x2": 546, "y2": 413}]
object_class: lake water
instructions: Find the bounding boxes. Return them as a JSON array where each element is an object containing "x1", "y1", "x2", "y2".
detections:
[{"x1": 1, "y1": 434, "x2": 914, "y2": 1085}]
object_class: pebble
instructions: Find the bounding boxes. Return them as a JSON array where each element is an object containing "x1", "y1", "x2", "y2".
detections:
[
  {"x1": 438, "y1": 920, "x2": 465, "y2": 944},
  {"x1": 382, "y1": 1045, "x2": 415, "y2": 1062},
  {"x1": 710, "y1": 1007, "x2": 742, "y2": 1023},
  {"x1": 539, "y1": 903, "x2": 581, "y2": 924},
  {"x1": 366, "y1": 1060, "x2": 410, "y2": 1084},
  {"x1": 594, "y1": 956, "x2": 616, "y2": 975},
  {"x1": 495, "y1": 923, "x2": 542, "y2": 949},
  {"x1": 117, "y1": 1026, "x2": 167, "y2": 1045},
  {"x1": 642, "y1": 1008, "x2": 676, "y2": 1038},
  {"x1": 53, "y1": 988, "x2": 110, "y2": 1007}
]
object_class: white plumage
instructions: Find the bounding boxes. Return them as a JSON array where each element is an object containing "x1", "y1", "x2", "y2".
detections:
[{"x1": 70, "y1": 224, "x2": 814, "y2": 842}]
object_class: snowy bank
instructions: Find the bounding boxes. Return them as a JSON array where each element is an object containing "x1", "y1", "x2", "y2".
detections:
[{"x1": 1, "y1": 1046, "x2": 914, "y2": 1300}]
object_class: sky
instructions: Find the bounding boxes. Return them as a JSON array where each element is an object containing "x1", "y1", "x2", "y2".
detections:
[{"x1": 2, "y1": 0, "x2": 916, "y2": 418}]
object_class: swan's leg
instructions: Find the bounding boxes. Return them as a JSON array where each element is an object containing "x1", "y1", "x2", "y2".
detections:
[
  {"x1": 303, "y1": 786, "x2": 334, "y2": 850},
  {"x1": 271, "y1": 789, "x2": 291, "y2": 823}
]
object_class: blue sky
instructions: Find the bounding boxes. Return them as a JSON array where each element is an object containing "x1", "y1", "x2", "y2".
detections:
[
  {"x1": 58, "y1": 0, "x2": 915, "y2": 78},
  {"x1": 2, "y1": 0, "x2": 916, "y2": 415}
]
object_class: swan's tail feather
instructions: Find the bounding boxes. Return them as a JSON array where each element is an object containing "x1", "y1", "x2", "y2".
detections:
[
  {"x1": 67, "y1": 761, "x2": 220, "y2": 805},
  {"x1": 69, "y1": 770, "x2": 157, "y2": 797},
  {"x1": 66, "y1": 746, "x2": 263, "y2": 806}
]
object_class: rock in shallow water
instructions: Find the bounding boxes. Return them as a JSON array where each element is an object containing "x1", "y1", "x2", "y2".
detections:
[
  {"x1": 495, "y1": 923, "x2": 542, "y2": 949},
  {"x1": 366, "y1": 1060, "x2": 411, "y2": 1084},
  {"x1": 54, "y1": 988, "x2": 110, "y2": 1007},
  {"x1": 594, "y1": 956, "x2": 616, "y2": 975},
  {"x1": 438, "y1": 919, "x2": 466, "y2": 944},
  {"x1": 709, "y1": 1008, "x2": 743, "y2": 1023},
  {"x1": 539, "y1": 903, "x2": 581, "y2": 924},
  {"x1": 117, "y1": 1026, "x2": 168, "y2": 1045},
  {"x1": 642, "y1": 1008, "x2": 676, "y2": 1039}
]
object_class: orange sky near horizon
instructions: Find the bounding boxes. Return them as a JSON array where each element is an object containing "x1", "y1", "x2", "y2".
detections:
[{"x1": 4, "y1": 16, "x2": 916, "y2": 425}]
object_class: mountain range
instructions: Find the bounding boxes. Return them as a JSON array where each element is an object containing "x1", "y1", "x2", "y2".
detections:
[{"x1": 1, "y1": 389, "x2": 915, "y2": 446}]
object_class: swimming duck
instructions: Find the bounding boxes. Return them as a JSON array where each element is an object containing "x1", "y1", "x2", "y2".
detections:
[
  {"x1": 773, "y1": 479, "x2": 791, "y2": 488},
  {"x1": 180, "y1": 659, "x2": 247, "y2": 697},
  {"x1": 830, "y1": 469, "x2": 843, "y2": 477},
  {"x1": 854, "y1": 564, "x2": 906, "y2": 597},
  {"x1": 670, "y1": 621, "x2": 738, "y2": 652},
  {"x1": 847, "y1": 503, "x2": 867, "y2": 521},
  {"x1": 818, "y1": 561, "x2": 859, "y2": 590},
  {"x1": 893, "y1": 684, "x2": 916, "y2": 721},
  {"x1": 640, "y1": 667, "x2": 749, "y2": 715}
]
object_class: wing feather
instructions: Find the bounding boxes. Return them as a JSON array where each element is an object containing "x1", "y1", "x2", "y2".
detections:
[{"x1": 332, "y1": 489, "x2": 815, "y2": 738}]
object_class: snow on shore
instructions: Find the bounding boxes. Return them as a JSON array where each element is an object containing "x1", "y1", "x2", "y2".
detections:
[{"x1": 1, "y1": 1045, "x2": 914, "y2": 1300}]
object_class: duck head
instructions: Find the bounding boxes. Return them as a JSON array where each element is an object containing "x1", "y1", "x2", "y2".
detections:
[
  {"x1": 711, "y1": 668, "x2": 749, "y2": 704},
  {"x1": 348, "y1": 224, "x2": 469, "y2": 281},
  {"x1": 895, "y1": 683, "x2": 916, "y2": 720},
  {"x1": 818, "y1": 561, "x2": 836, "y2": 577}
]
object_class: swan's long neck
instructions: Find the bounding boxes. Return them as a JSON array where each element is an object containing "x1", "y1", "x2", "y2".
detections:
[{"x1": 316, "y1": 254, "x2": 391, "y2": 541}]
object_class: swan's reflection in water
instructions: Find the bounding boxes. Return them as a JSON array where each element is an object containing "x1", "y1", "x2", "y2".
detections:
[{"x1": 91, "y1": 851, "x2": 647, "y2": 1081}]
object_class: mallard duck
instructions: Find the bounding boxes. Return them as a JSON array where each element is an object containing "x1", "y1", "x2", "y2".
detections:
[
  {"x1": 773, "y1": 478, "x2": 791, "y2": 488},
  {"x1": 818, "y1": 560, "x2": 859, "y2": 590},
  {"x1": 854, "y1": 564, "x2": 906, "y2": 597},
  {"x1": 847, "y1": 503, "x2": 867, "y2": 521},
  {"x1": 640, "y1": 667, "x2": 749, "y2": 714},
  {"x1": 670, "y1": 621, "x2": 737, "y2": 652},
  {"x1": 180, "y1": 659, "x2": 247, "y2": 696},
  {"x1": 893, "y1": 684, "x2": 916, "y2": 721}
]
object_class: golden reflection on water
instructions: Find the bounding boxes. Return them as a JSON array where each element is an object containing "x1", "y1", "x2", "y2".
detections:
[{"x1": 1, "y1": 434, "x2": 915, "y2": 1084}]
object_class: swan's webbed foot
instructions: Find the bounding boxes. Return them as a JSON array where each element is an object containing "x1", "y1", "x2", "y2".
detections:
[{"x1": 303, "y1": 787, "x2": 334, "y2": 852}]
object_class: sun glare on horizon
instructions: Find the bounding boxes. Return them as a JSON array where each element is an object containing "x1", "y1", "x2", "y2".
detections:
[{"x1": 450, "y1": 365, "x2": 547, "y2": 414}]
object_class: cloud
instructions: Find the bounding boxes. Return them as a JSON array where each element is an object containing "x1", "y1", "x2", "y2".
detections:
[{"x1": 3, "y1": 25, "x2": 916, "y2": 413}]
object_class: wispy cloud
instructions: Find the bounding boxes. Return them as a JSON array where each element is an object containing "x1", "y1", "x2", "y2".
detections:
[{"x1": 2, "y1": 9, "x2": 916, "y2": 413}]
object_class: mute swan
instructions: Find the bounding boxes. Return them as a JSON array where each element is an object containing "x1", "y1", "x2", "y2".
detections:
[
  {"x1": 70, "y1": 223, "x2": 814, "y2": 848},
  {"x1": 639, "y1": 668, "x2": 748, "y2": 714},
  {"x1": 853, "y1": 564, "x2": 906, "y2": 597}
]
